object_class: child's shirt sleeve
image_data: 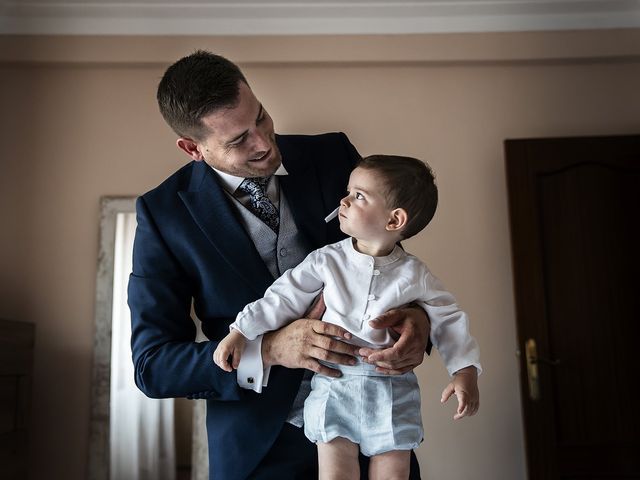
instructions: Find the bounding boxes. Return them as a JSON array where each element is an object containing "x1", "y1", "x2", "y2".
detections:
[
  {"x1": 231, "y1": 249, "x2": 325, "y2": 340},
  {"x1": 417, "y1": 269, "x2": 482, "y2": 376}
]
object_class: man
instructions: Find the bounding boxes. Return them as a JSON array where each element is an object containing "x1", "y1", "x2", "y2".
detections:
[{"x1": 128, "y1": 50, "x2": 430, "y2": 479}]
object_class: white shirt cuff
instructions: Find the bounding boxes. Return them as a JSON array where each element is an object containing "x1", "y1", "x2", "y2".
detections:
[{"x1": 236, "y1": 334, "x2": 271, "y2": 393}]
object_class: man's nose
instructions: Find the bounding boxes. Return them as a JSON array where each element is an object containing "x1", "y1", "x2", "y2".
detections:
[{"x1": 253, "y1": 128, "x2": 271, "y2": 152}]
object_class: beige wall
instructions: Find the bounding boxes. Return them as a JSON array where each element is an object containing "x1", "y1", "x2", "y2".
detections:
[{"x1": 1, "y1": 31, "x2": 639, "y2": 479}]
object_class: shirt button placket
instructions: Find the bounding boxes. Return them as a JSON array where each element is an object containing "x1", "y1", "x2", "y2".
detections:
[{"x1": 362, "y1": 260, "x2": 376, "y2": 326}]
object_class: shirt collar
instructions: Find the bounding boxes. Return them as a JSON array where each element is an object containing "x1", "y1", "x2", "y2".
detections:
[
  {"x1": 210, "y1": 163, "x2": 289, "y2": 195},
  {"x1": 342, "y1": 237, "x2": 405, "y2": 267}
]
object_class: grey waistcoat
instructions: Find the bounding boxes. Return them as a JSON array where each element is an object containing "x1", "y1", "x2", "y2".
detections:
[{"x1": 232, "y1": 184, "x2": 308, "y2": 279}]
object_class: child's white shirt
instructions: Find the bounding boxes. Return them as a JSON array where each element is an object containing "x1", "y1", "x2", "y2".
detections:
[{"x1": 232, "y1": 237, "x2": 481, "y2": 376}]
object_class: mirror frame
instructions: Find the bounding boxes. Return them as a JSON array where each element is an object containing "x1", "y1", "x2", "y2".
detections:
[{"x1": 88, "y1": 196, "x2": 137, "y2": 480}]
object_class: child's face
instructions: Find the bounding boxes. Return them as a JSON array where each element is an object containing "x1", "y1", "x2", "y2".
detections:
[{"x1": 339, "y1": 167, "x2": 397, "y2": 243}]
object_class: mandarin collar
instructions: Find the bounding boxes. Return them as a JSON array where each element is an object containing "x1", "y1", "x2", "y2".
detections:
[{"x1": 341, "y1": 237, "x2": 405, "y2": 267}]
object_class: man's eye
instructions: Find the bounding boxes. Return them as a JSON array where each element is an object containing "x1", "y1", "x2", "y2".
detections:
[{"x1": 229, "y1": 136, "x2": 247, "y2": 147}]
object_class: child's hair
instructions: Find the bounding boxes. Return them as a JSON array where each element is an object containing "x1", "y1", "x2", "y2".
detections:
[{"x1": 357, "y1": 154, "x2": 438, "y2": 239}]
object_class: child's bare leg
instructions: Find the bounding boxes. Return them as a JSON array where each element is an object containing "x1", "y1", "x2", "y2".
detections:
[
  {"x1": 368, "y1": 449, "x2": 411, "y2": 480},
  {"x1": 317, "y1": 437, "x2": 360, "y2": 480}
]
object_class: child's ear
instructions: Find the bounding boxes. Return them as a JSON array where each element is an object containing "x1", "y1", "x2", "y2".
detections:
[{"x1": 387, "y1": 208, "x2": 408, "y2": 232}]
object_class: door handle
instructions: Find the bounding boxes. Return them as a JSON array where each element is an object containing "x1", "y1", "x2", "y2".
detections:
[
  {"x1": 525, "y1": 339, "x2": 540, "y2": 401},
  {"x1": 525, "y1": 338, "x2": 561, "y2": 401}
]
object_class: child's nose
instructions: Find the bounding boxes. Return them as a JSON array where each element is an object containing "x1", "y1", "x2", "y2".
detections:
[{"x1": 340, "y1": 196, "x2": 349, "y2": 207}]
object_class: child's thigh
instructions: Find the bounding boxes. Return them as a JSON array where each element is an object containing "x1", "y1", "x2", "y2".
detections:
[
  {"x1": 317, "y1": 437, "x2": 360, "y2": 480},
  {"x1": 368, "y1": 450, "x2": 411, "y2": 480}
]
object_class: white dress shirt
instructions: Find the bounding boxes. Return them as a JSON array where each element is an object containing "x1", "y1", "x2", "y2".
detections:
[
  {"x1": 233, "y1": 237, "x2": 482, "y2": 377},
  {"x1": 211, "y1": 164, "x2": 289, "y2": 391}
]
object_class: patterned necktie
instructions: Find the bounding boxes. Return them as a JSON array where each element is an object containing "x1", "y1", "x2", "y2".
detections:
[{"x1": 238, "y1": 177, "x2": 280, "y2": 233}]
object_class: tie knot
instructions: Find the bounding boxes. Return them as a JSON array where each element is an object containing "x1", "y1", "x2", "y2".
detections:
[{"x1": 239, "y1": 177, "x2": 270, "y2": 197}]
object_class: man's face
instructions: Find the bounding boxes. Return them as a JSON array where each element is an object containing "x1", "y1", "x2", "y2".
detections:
[{"x1": 183, "y1": 81, "x2": 282, "y2": 178}]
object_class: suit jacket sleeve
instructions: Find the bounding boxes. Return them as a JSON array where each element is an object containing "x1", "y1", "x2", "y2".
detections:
[{"x1": 128, "y1": 196, "x2": 247, "y2": 401}]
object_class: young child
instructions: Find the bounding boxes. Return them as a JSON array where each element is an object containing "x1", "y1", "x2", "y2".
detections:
[{"x1": 214, "y1": 154, "x2": 481, "y2": 480}]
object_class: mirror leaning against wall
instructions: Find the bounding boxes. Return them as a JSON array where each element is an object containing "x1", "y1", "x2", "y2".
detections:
[{"x1": 88, "y1": 196, "x2": 208, "y2": 480}]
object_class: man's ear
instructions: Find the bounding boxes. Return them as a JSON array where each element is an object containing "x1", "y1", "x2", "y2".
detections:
[
  {"x1": 387, "y1": 208, "x2": 408, "y2": 232},
  {"x1": 176, "y1": 137, "x2": 205, "y2": 161}
]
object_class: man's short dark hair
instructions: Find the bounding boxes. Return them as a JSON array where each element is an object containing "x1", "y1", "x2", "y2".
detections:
[
  {"x1": 357, "y1": 154, "x2": 438, "y2": 240},
  {"x1": 157, "y1": 50, "x2": 248, "y2": 140}
]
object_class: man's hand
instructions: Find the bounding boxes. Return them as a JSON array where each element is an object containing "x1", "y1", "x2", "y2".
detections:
[
  {"x1": 262, "y1": 319, "x2": 359, "y2": 376},
  {"x1": 261, "y1": 294, "x2": 359, "y2": 377},
  {"x1": 358, "y1": 305, "x2": 430, "y2": 375},
  {"x1": 441, "y1": 366, "x2": 480, "y2": 420}
]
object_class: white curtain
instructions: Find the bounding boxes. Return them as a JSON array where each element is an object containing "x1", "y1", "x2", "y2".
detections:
[{"x1": 110, "y1": 212, "x2": 176, "y2": 480}]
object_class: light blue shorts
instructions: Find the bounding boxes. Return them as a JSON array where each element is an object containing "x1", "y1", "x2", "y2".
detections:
[{"x1": 303, "y1": 360, "x2": 423, "y2": 457}]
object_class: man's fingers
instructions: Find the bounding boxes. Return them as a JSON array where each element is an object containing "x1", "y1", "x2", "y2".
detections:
[
  {"x1": 368, "y1": 356, "x2": 420, "y2": 371},
  {"x1": 360, "y1": 329, "x2": 420, "y2": 363},
  {"x1": 373, "y1": 365, "x2": 414, "y2": 375},
  {"x1": 359, "y1": 345, "x2": 401, "y2": 363},
  {"x1": 307, "y1": 346, "x2": 357, "y2": 366},
  {"x1": 313, "y1": 334, "x2": 359, "y2": 357},
  {"x1": 360, "y1": 343, "x2": 423, "y2": 368},
  {"x1": 357, "y1": 347, "x2": 378, "y2": 359},
  {"x1": 304, "y1": 359, "x2": 342, "y2": 378},
  {"x1": 312, "y1": 320, "x2": 352, "y2": 341},
  {"x1": 368, "y1": 309, "x2": 403, "y2": 328}
]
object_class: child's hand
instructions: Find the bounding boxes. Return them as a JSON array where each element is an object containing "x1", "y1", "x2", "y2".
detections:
[
  {"x1": 213, "y1": 330, "x2": 247, "y2": 372},
  {"x1": 440, "y1": 366, "x2": 480, "y2": 420}
]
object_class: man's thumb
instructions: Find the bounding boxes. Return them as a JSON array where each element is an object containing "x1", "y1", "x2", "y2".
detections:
[{"x1": 369, "y1": 310, "x2": 400, "y2": 329}]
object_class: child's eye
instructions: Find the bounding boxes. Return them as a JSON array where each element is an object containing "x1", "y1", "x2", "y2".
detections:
[{"x1": 355, "y1": 192, "x2": 364, "y2": 200}]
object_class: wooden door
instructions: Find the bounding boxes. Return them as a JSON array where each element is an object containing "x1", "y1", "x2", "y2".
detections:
[
  {"x1": 0, "y1": 319, "x2": 35, "y2": 480},
  {"x1": 506, "y1": 135, "x2": 640, "y2": 480}
]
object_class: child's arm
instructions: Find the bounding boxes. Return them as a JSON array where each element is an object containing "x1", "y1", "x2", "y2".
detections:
[
  {"x1": 214, "y1": 329, "x2": 247, "y2": 372},
  {"x1": 233, "y1": 250, "x2": 325, "y2": 340},
  {"x1": 419, "y1": 270, "x2": 482, "y2": 376},
  {"x1": 440, "y1": 365, "x2": 480, "y2": 420}
]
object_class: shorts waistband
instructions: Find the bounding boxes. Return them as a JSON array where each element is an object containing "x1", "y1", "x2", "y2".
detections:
[{"x1": 319, "y1": 358, "x2": 392, "y2": 377}]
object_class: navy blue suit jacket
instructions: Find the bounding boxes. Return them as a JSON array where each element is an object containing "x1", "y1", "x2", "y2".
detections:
[{"x1": 128, "y1": 132, "x2": 360, "y2": 479}]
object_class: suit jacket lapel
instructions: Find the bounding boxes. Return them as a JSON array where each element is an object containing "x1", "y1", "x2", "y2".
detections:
[
  {"x1": 277, "y1": 136, "x2": 328, "y2": 249},
  {"x1": 178, "y1": 161, "x2": 274, "y2": 296}
]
